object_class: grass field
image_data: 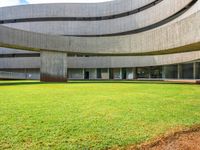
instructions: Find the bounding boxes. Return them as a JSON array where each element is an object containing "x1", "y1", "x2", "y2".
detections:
[{"x1": 0, "y1": 80, "x2": 200, "y2": 149}]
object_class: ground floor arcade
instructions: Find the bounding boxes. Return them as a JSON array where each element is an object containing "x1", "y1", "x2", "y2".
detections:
[
  {"x1": 1, "y1": 62, "x2": 200, "y2": 80},
  {"x1": 68, "y1": 62, "x2": 200, "y2": 80}
]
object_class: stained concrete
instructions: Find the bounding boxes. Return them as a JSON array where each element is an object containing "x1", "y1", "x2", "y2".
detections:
[{"x1": 40, "y1": 51, "x2": 67, "y2": 82}]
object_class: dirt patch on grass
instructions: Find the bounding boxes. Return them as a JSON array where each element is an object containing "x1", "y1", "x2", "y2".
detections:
[{"x1": 127, "y1": 125, "x2": 200, "y2": 150}]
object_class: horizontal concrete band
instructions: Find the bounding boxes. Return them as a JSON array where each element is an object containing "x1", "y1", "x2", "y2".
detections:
[
  {"x1": 0, "y1": 0, "x2": 162, "y2": 23},
  {"x1": 1, "y1": 51, "x2": 200, "y2": 69},
  {"x1": 0, "y1": 47, "x2": 38, "y2": 54},
  {"x1": 68, "y1": 51, "x2": 200, "y2": 68},
  {"x1": 0, "y1": 0, "x2": 155, "y2": 19},
  {"x1": 2, "y1": 0, "x2": 194, "y2": 36},
  {"x1": 0, "y1": 57, "x2": 40, "y2": 68},
  {"x1": 0, "y1": 71, "x2": 39, "y2": 80},
  {"x1": 0, "y1": 8, "x2": 200, "y2": 55}
]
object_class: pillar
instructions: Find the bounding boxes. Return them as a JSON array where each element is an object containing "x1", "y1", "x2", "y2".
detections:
[
  {"x1": 193, "y1": 62, "x2": 197, "y2": 79},
  {"x1": 82, "y1": 68, "x2": 85, "y2": 79},
  {"x1": 107, "y1": 68, "x2": 110, "y2": 80},
  {"x1": 99, "y1": 68, "x2": 109, "y2": 80},
  {"x1": 178, "y1": 64, "x2": 182, "y2": 79},
  {"x1": 126, "y1": 68, "x2": 133, "y2": 79},
  {"x1": 196, "y1": 63, "x2": 200, "y2": 79},
  {"x1": 133, "y1": 68, "x2": 137, "y2": 79},
  {"x1": 148, "y1": 67, "x2": 151, "y2": 79},
  {"x1": 94, "y1": 68, "x2": 97, "y2": 79},
  {"x1": 162, "y1": 66, "x2": 166, "y2": 79},
  {"x1": 40, "y1": 51, "x2": 68, "y2": 82},
  {"x1": 120, "y1": 68, "x2": 122, "y2": 79},
  {"x1": 89, "y1": 69, "x2": 97, "y2": 79}
]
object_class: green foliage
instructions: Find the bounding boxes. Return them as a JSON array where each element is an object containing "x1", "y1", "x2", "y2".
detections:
[{"x1": 0, "y1": 80, "x2": 200, "y2": 149}]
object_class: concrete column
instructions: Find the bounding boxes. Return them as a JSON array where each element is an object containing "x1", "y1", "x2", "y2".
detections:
[
  {"x1": 126, "y1": 68, "x2": 133, "y2": 79},
  {"x1": 196, "y1": 63, "x2": 200, "y2": 79},
  {"x1": 193, "y1": 62, "x2": 197, "y2": 79},
  {"x1": 108, "y1": 68, "x2": 110, "y2": 80},
  {"x1": 25, "y1": 69, "x2": 28, "y2": 79},
  {"x1": 130, "y1": 68, "x2": 134, "y2": 80},
  {"x1": 120, "y1": 68, "x2": 122, "y2": 79},
  {"x1": 148, "y1": 67, "x2": 151, "y2": 79},
  {"x1": 95, "y1": 68, "x2": 97, "y2": 79},
  {"x1": 82, "y1": 68, "x2": 85, "y2": 79},
  {"x1": 40, "y1": 51, "x2": 67, "y2": 82},
  {"x1": 133, "y1": 68, "x2": 137, "y2": 79},
  {"x1": 107, "y1": 68, "x2": 110, "y2": 80},
  {"x1": 108, "y1": 68, "x2": 111, "y2": 79},
  {"x1": 162, "y1": 66, "x2": 166, "y2": 79},
  {"x1": 177, "y1": 64, "x2": 182, "y2": 79},
  {"x1": 89, "y1": 69, "x2": 97, "y2": 79}
]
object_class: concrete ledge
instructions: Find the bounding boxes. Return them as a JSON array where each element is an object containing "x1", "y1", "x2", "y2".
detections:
[
  {"x1": 164, "y1": 79, "x2": 200, "y2": 84},
  {"x1": 138, "y1": 78, "x2": 200, "y2": 84}
]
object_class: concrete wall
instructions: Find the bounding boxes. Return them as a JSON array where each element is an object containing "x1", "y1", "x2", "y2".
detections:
[
  {"x1": 3, "y1": 0, "x2": 192, "y2": 35},
  {"x1": 0, "y1": 70, "x2": 39, "y2": 79},
  {"x1": 40, "y1": 51, "x2": 67, "y2": 82},
  {"x1": 0, "y1": 57, "x2": 40, "y2": 68},
  {"x1": 68, "y1": 69, "x2": 84, "y2": 79},
  {"x1": 0, "y1": 9, "x2": 200, "y2": 55},
  {"x1": 0, "y1": 0, "x2": 155, "y2": 19},
  {"x1": 1, "y1": 63, "x2": 200, "y2": 80},
  {"x1": 0, "y1": 47, "x2": 38, "y2": 54},
  {"x1": 1, "y1": 51, "x2": 200, "y2": 69},
  {"x1": 160, "y1": 0, "x2": 200, "y2": 26},
  {"x1": 126, "y1": 68, "x2": 134, "y2": 79},
  {"x1": 68, "y1": 51, "x2": 200, "y2": 68}
]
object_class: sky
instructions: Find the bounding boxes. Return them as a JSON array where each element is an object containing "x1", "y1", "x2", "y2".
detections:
[{"x1": 0, "y1": 0, "x2": 112, "y2": 7}]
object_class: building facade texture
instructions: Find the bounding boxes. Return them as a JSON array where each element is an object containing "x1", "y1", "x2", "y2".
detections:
[{"x1": 0, "y1": 0, "x2": 200, "y2": 81}]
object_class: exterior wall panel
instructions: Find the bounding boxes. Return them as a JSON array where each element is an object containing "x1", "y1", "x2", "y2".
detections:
[
  {"x1": 0, "y1": 0, "x2": 155, "y2": 19},
  {"x1": 1, "y1": 10, "x2": 200, "y2": 55},
  {"x1": 3, "y1": 0, "x2": 192, "y2": 35}
]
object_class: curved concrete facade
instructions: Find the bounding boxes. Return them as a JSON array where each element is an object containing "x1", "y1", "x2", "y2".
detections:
[
  {"x1": 0, "y1": 0, "x2": 156, "y2": 19},
  {"x1": 0, "y1": 11, "x2": 200, "y2": 55},
  {"x1": 2, "y1": 0, "x2": 193, "y2": 35},
  {"x1": 0, "y1": 0, "x2": 200, "y2": 81},
  {"x1": 1, "y1": 51, "x2": 199, "y2": 69}
]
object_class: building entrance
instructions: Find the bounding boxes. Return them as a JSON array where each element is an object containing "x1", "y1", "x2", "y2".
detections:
[{"x1": 84, "y1": 71, "x2": 89, "y2": 80}]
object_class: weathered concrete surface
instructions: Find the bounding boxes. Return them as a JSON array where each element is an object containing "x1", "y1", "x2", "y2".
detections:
[
  {"x1": 0, "y1": 57, "x2": 40, "y2": 69},
  {"x1": 1, "y1": 51, "x2": 200, "y2": 69},
  {"x1": 68, "y1": 51, "x2": 200, "y2": 68},
  {"x1": 0, "y1": 47, "x2": 38, "y2": 54},
  {"x1": 3, "y1": 0, "x2": 192, "y2": 35},
  {"x1": 0, "y1": 1, "x2": 200, "y2": 82},
  {"x1": 68, "y1": 69, "x2": 84, "y2": 79},
  {"x1": 40, "y1": 51, "x2": 67, "y2": 82},
  {"x1": 0, "y1": 71, "x2": 39, "y2": 80},
  {"x1": 0, "y1": 10, "x2": 200, "y2": 55},
  {"x1": 0, "y1": 0, "x2": 155, "y2": 19}
]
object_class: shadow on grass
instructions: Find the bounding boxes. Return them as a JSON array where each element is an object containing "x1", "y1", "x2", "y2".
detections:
[
  {"x1": 69, "y1": 80, "x2": 195, "y2": 85},
  {"x1": 0, "y1": 81, "x2": 46, "y2": 86},
  {"x1": 0, "y1": 80, "x2": 196, "y2": 86}
]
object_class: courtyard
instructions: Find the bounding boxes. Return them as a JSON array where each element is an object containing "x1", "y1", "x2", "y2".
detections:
[{"x1": 0, "y1": 80, "x2": 200, "y2": 149}]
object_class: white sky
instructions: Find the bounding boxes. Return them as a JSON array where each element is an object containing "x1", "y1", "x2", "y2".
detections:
[
  {"x1": 0, "y1": 0, "x2": 113, "y2": 7},
  {"x1": 0, "y1": 0, "x2": 20, "y2": 7}
]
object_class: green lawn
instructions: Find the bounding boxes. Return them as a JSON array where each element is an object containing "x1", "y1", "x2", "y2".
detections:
[{"x1": 0, "y1": 80, "x2": 200, "y2": 149}]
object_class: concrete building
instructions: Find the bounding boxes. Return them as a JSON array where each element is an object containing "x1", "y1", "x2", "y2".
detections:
[{"x1": 0, "y1": 0, "x2": 200, "y2": 82}]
